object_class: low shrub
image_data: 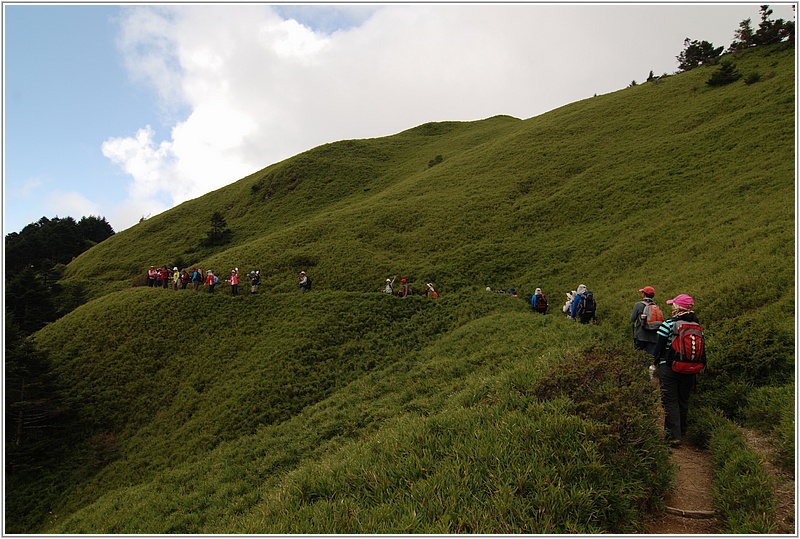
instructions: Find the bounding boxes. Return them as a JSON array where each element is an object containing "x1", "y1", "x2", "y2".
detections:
[
  {"x1": 742, "y1": 384, "x2": 795, "y2": 472},
  {"x1": 744, "y1": 72, "x2": 763, "y2": 84},
  {"x1": 706, "y1": 60, "x2": 742, "y2": 87},
  {"x1": 531, "y1": 344, "x2": 674, "y2": 515},
  {"x1": 693, "y1": 407, "x2": 778, "y2": 533}
]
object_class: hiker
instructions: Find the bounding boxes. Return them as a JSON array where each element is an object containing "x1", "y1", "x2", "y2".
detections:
[
  {"x1": 154, "y1": 266, "x2": 164, "y2": 288},
  {"x1": 146, "y1": 265, "x2": 158, "y2": 287},
  {"x1": 250, "y1": 271, "x2": 261, "y2": 294},
  {"x1": 569, "y1": 284, "x2": 597, "y2": 324},
  {"x1": 228, "y1": 268, "x2": 239, "y2": 296},
  {"x1": 159, "y1": 265, "x2": 171, "y2": 288},
  {"x1": 630, "y1": 286, "x2": 663, "y2": 360},
  {"x1": 654, "y1": 293, "x2": 706, "y2": 446},
  {"x1": 426, "y1": 283, "x2": 439, "y2": 298},
  {"x1": 205, "y1": 270, "x2": 217, "y2": 293},
  {"x1": 180, "y1": 268, "x2": 190, "y2": 289},
  {"x1": 172, "y1": 267, "x2": 180, "y2": 290},
  {"x1": 532, "y1": 287, "x2": 548, "y2": 314},
  {"x1": 384, "y1": 276, "x2": 396, "y2": 295},
  {"x1": 562, "y1": 290, "x2": 577, "y2": 315},
  {"x1": 399, "y1": 278, "x2": 410, "y2": 298},
  {"x1": 191, "y1": 267, "x2": 203, "y2": 291},
  {"x1": 299, "y1": 271, "x2": 310, "y2": 293}
]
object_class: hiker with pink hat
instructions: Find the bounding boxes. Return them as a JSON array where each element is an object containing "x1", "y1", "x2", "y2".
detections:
[{"x1": 653, "y1": 293, "x2": 707, "y2": 447}]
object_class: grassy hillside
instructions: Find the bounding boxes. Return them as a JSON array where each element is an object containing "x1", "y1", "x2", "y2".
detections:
[{"x1": 9, "y1": 44, "x2": 794, "y2": 533}]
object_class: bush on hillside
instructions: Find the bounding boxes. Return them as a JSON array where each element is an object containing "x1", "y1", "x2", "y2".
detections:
[
  {"x1": 706, "y1": 60, "x2": 742, "y2": 86},
  {"x1": 531, "y1": 345, "x2": 673, "y2": 512}
]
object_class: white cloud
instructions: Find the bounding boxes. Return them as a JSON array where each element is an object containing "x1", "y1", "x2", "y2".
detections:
[
  {"x1": 44, "y1": 190, "x2": 102, "y2": 221},
  {"x1": 6, "y1": 176, "x2": 44, "y2": 201},
  {"x1": 104, "y1": 3, "x2": 789, "y2": 231}
]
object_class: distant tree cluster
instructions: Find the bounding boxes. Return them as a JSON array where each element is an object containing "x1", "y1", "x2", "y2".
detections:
[
  {"x1": 676, "y1": 38, "x2": 724, "y2": 71},
  {"x1": 676, "y1": 5, "x2": 794, "y2": 72},
  {"x1": 5, "y1": 215, "x2": 114, "y2": 492},
  {"x1": 728, "y1": 5, "x2": 795, "y2": 52},
  {"x1": 5, "y1": 215, "x2": 114, "y2": 334}
]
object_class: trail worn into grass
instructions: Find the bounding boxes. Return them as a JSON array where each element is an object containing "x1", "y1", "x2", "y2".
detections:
[
  {"x1": 741, "y1": 427, "x2": 796, "y2": 535},
  {"x1": 644, "y1": 441, "x2": 722, "y2": 534},
  {"x1": 644, "y1": 430, "x2": 795, "y2": 534}
]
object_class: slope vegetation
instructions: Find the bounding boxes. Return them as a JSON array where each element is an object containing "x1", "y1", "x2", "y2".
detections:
[{"x1": 10, "y1": 44, "x2": 794, "y2": 533}]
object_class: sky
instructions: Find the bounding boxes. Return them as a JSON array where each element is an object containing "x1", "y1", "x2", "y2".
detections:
[{"x1": 3, "y1": 2, "x2": 796, "y2": 234}]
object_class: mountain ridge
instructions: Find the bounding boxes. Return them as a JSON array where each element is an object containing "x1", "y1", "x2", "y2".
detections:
[{"x1": 9, "y1": 43, "x2": 794, "y2": 533}]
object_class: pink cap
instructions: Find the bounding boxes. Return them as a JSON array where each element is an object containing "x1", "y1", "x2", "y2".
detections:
[{"x1": 666, "y1": 294, "x2": 694, "y2": 309}]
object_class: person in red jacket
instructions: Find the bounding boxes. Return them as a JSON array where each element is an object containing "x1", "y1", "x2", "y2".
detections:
[
  {"x1": 228, "y1": 268, "x2": 239, "y2": 296},
  {"x1": 159, "y1": 265, "x2": 171, "y2": 289},
  {"x1": 205, "y1": 270, "x2": 217, "y2": 293}
]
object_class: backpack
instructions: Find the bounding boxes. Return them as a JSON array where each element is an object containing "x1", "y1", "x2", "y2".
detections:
[
  {"x1": 577, "y1": 291, "x2": 596, "y2": 321},
  {"x1": 642, "y1": 301, "x2": 665, "y2": 330},
  {"x1": 534, "y1": 294, "x2": 548, "y2": 313},
  {"x1": 305, "y1": 276, "x2": 311, "y2": 290},
  {"x1": 670, "y1": 320, "x2": 706, "y2": 374},
  {"x1": 213, "y1": 275, "x2": 219, "y2": 285}
]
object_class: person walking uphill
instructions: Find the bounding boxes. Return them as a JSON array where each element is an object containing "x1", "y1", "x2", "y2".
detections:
[
  {"x1": 299, "y1": 271, "x2": 311, "y2": 293},
  {"x1": 630, "y1": 286, "x2": 664, "y2": 360},
  {"x1": 146, "y1": 265, "x2": 157, "y2": 287},
  {"x1": 569, "y1": 284, "x2": 597, "y2": 324},
  {"x1": 426, "y1": 283, "x2": 439, "y2": 298},
  {"x1": 191, "y1": 267, "x2": 203, "y2": 291},
  {"x1": 532, "y1": 288, "x2": 548, "y2": 314},
  {"x1": 205, "y1": 270, "x2": 217, "y2": 293},
  {"x1": 250, "y1": 271, "x2": 261, "y2": 294},
  {"x1": 399, "y1": 278, "x2": 410, "y2": 298},
  {"x1": 384, "y1": 277, "x2": 396, "y2": 295},
  {"x1": 654, "y1": 293, "x2": 707, "y2": 446}
]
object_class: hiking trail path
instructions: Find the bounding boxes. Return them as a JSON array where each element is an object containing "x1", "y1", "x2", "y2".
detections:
[{"x1": 643, "y1": 429, "x2": 795, "y2": 534}]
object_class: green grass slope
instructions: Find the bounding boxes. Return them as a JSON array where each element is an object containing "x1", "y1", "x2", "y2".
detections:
[{"x1": 11, "y1": 44, "x2": 794, "y2": 533}]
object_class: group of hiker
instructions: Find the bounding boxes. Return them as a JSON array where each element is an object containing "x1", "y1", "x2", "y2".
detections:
[
  {"x1": 383, "y1": 276, "x2": 438, "y2": 298},
  {"x1": 146, "y1": 262, "x2": 700, "y2": 446},
  {"x1": 145, "y1": 265, "x2": 443, "y2": 297},
  {"x1": 145, "y1": 265, "x2": 262, "y2": 295},
  {"x1": 528, "y1": 283, "x2": 704, "y2": 447}
]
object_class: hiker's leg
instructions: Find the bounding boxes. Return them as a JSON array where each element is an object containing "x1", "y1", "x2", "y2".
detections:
[
  {"x1": 677, "y1": 374, "x2": 694, "y2": 438},
  {"x1": 659, "y1": 365, "x2": 683, "y2": 441}
]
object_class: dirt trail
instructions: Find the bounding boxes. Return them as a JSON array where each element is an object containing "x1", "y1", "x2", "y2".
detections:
[
  {"x1": 643, "y1": 441, "x2": 722, "y2": 534},
  {"x1": 643, "y1": 432, "x2": 795, "y2": 534}
]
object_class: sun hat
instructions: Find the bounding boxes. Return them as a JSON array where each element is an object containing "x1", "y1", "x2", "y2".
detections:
[
  {"x1": 666, "y1": 294, "x2": 694, "y2": 309},
  {"x1": 639, "y1": 286, "x2": 655, "y2": 296}
]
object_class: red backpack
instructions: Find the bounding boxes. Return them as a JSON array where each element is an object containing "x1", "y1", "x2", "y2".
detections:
[{"x1": 670, "y1": 320, "x2": 705, "y2": 374}]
